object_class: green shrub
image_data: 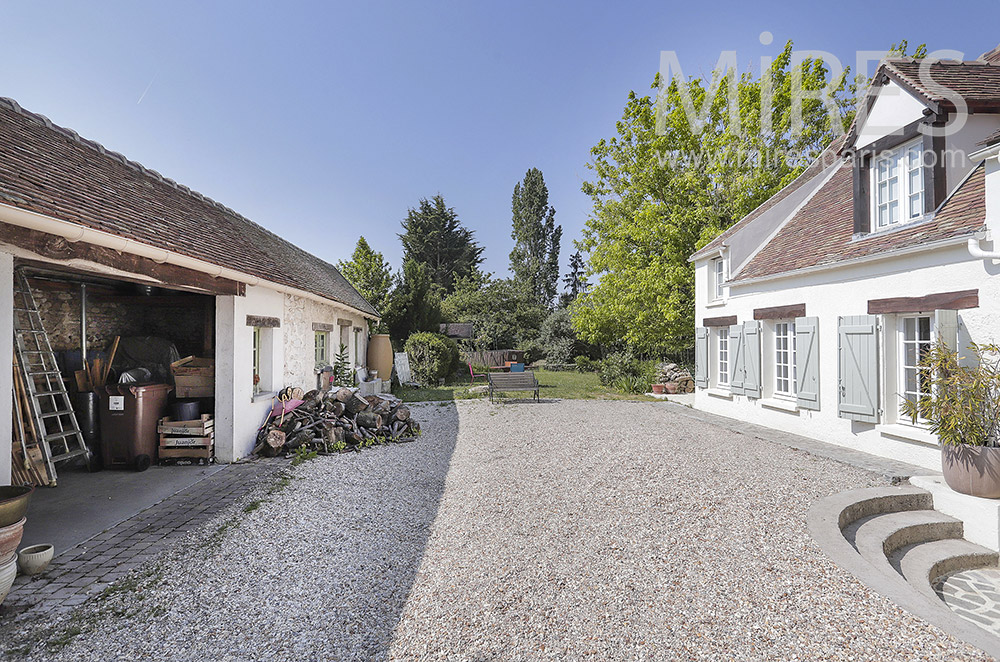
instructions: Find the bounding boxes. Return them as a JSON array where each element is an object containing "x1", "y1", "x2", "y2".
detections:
[
  {"x1": 404, "y1": 332, "x2": 460, "y2": 384},
  {"x1": 519, "y1": 339, "x2": 545, "y2": 365},
  {"x1": 546, "y1": 337, "x2": 575, "y2": 365},
  {"x1": 574, "y1": 355, "x2": 597, "y2": 373},
  {"x1": 599, "y1": 351, "x2": 655, "y2": 392}
]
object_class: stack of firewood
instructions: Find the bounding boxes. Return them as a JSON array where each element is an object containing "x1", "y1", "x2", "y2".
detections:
[
  {"x1": 656, "y1": 363, "x2": 695, "y2": 393},
  {"x1": 253, "y1": 387, "x2": 421, "y2": 457}
]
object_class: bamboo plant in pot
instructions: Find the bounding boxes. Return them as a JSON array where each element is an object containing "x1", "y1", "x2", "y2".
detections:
[{"x1": 900, "y1": 341, "x2": 1000, "y2": 498}]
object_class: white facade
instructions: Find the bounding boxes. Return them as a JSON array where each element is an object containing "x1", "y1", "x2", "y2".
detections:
[{"x1": 690, "y1": 61, "x2": 1000, "y2": 472}]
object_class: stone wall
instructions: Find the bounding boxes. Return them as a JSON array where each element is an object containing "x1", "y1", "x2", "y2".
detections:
[
  {"x1": 282, "y1": 293, "x2": 369, "y2": 390},
  {"x1": 31, "y1": 286, "x2": 212, "y2": 359}
]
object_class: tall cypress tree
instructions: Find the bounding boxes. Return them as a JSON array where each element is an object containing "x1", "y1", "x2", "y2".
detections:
[
  {"x1": 399, "y1": 194, "x2": 483, "y2": 293},
  {"x1": 509, "y1": 168, "x2": 562, "y2": 308}
]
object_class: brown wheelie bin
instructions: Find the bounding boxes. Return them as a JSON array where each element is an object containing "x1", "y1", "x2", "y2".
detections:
[{"x1": 97, "y1": 383, "x2": 172, "y2": 471}]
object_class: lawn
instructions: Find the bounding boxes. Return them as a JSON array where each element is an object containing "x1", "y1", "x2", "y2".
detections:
[{"x1": 395, "y1": 369, "x2": 658, "y2": 403}]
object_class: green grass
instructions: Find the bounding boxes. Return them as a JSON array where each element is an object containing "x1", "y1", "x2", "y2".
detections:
[{"x1": 395, "y1": 369, "x2": 657, "y2": 403}]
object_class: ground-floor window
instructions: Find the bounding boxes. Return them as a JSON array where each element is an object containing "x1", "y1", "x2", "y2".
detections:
[
  {"x1": 717, "y1": 328, "x2": 729, "y2": 386},
  {"x1": 774, "y1": 321, "x2": 796, "y2": 396},
  {"x1": 252, "y1": 326, "x2": 263, "y2": 394},
  {"x1": 900, "y1": 315, "x2": 933, "y2": 422},
  {"x1": 315, "y1": 330, "x2": 329, "y2": 366}
]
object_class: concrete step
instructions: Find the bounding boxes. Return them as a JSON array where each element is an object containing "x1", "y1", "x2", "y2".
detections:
[
  {"x1": 853, "y1": 510, "x2": 964, "y2": 564},
  {"x1": 897, "y1": 538, "x2": 1000, "y2": 604},
  {"x1": 823, "y1": 486, "x2": 933, "y2": 534}
]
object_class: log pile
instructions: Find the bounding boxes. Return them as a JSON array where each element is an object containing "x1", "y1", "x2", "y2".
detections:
[
  {"x1": 253, "y1": 387, "x2": 421, "y2": 457},
  {"x1": 655, "y1": 363, "x2": 695, "y2": 393}
]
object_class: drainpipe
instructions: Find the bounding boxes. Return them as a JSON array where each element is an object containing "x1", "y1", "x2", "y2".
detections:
[
  {"x1": 967, "y1": 235, "x2": 1000, "y2": 260},
  {"x1": 80, "y1": 283, "x2": 87, "y2": 364}
]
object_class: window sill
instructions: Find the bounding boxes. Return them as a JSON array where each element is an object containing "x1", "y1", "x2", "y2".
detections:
[
  {"x1": 876, "y1": 423, "x2": 938, "y2": 446},
  {"x1": 706, "y1": 300, "x2": 727, "y2": 308},
  {"x1": 252, "y1": 391, "x2": 277, "y2": 404},
  {"x1": 760, "y1": 397, "x2": 799, "y2": 413},
  {"x1": 706, "y1": 388, "x2": 733, "y2": 400}
]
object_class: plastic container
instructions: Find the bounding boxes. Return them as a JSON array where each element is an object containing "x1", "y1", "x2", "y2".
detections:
[
  {"x1": 97, "y1": 383, "x2": 172, "y2": 471},
  {"x1": 171, "y1": 400, "x2": 201, "y2": 421}
]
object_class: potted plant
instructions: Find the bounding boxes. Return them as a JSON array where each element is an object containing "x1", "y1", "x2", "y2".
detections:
[{"x1": 900, "y1": 341, "x2": 1000, "y2": 498}]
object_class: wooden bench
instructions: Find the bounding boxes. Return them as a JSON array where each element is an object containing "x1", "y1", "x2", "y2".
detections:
[{"x1": 488, "y1": 372, "x2": 540, "y2": 403}]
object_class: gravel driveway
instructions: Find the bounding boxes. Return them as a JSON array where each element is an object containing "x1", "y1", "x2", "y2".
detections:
[{"x1": 8, "y1": 399, "x2": 990, "y2": 660}]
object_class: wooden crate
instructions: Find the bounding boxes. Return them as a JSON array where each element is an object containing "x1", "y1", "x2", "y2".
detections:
[
  {"x1": 171, "y1": 356, "x2": 215, "y2": 398},
  {"x1": 158, "y1": 414, "x2": 214, "y2": 463}
]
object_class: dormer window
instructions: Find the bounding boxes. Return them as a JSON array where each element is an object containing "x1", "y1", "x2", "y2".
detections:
[{"x1": 871, "y1": 139, "x2": 924, "y2": 230}]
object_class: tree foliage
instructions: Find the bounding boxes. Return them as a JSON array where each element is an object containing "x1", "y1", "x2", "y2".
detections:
[
  {"x1": 559, "y1": 250, "x2": 589, "y2": 308},
  {"x1": 382, "y1": 258, "x2": 442, "y2": 346},
  {"x1": 510, "y1": 168, "x2": 562, "y2": 308},
  {"x1": 399, "y1": 194, "x2": 483, "y2": 293},
  {"x1": 573, "y1": 41, "x2": 854, "y2": 353},
  {"x1": 441, "y1": 273, "x2": 546, "y2": 350},
  {"x1": 337, "y1": 236, "x2": 393, "y2": 323}
]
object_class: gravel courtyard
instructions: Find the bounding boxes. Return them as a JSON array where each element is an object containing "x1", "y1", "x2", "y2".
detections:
[{"x1": 7, "y1": 399, "x2": 991, "y2": 661}]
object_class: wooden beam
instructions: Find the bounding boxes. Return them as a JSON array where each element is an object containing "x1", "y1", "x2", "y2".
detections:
[
  {"x1": 312, "y1": 322, "x2": 335, "y2": 332},
  {"x1": 0, "y1": 223, "x2": 244, "y2": 296},
  {"x1": 868, "y1": 289, "x2": 978, "y2": 315},
  {"x1": 703, "y1": 315, "x2": 737, "y2": 328},
  {"x1": 754, "y1": 304, "x2": 806, "y2": 321},
  {"x1": 246, "y1": 315, "x2": 280, "y2": 328}
]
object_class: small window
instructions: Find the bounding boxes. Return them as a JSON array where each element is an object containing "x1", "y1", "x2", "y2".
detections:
[
  {"x1": 252, "y1": 326, "x2": 262, "y2": 394},
  {"x1": 315, "y1": 331, "x2": 329, "y2": 365},
  {"x1": 353, "y1": 327, "x2": 362, "y2": 367},
  {"x1": 712, "y1": 258, "x2": 725, "y2": 300},
  {"x1": 717, "y1": 328, "x2": 729, "y2": 386},
  {"x1": 872, "y1": 139, "x2": 924, "y2": 230},
  {"x1": 900, "y1": 315, "x2": 933, "y2": 423},
  {"x1": 774, "y1": 321, "x2": 797, "y2": 396}
]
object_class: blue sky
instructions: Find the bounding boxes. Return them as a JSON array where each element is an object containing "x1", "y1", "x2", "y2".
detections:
[{"x1": 1, "y1": 1, "x2": 997, "y2": 280}]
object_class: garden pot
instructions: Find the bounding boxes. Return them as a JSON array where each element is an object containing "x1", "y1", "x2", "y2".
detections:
[
  {"x1": 664, "y1": 382, "x2": 679, "y2": 394},
  {"x1": 17, "y1": 544, "x2": 54, "y2": 576},
  {"x1": 941, "y1": 445, "x2": 1000, "y2": 499},
  {"x1": 0, "y1": 517, "x2": 25, "y2": 564},
  {"x1": 0, "y1": 556, "x2": 16, "y2": 605},
  {"x1": 0, "y1": 485, "x2": 33, "y2": 528},
  {"x1": 367, "y1": 335, "x2": 393, "y2": 385},
  {"x1": 652, "y1": 384, "x2": 666, "y2": 395}
]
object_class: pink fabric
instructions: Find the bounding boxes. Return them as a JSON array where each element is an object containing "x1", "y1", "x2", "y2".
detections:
[{"x1": 271, "y1": 398, "x2": 304, "y2": 417}]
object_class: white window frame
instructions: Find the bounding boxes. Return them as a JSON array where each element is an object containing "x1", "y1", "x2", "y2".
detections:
[
  {"x1": 315, "y1": 330, "x2": 329, "y2": 366},
  {"x1": 774, "y1": 321, "x2": 797, "y2": 398},
  {"x1": 717, "y1": 327, "x2": 729, "y2": 386},
  {"x1": 252, "y1": 326, "x2": 263, "y2": 395},
  {"x1": 871, "y1": 138, "x2": 924, "y2": 231},
  {"x1": 898, "y1": 314, "x2": 934, "y2": 426},
  {"x1": 711, "y1": 258, "x2": 725, "y2": 301}
]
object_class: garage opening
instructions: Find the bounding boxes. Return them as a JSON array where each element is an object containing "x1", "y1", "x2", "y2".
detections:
[{"x1": 12, "y1": 264, "x2": 218, "y2": 483}]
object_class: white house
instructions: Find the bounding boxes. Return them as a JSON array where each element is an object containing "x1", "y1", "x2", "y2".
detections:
[
  {"x1": 690, "y1": 48, "x2": 1000, "y2": 471},
  {"x1": 0, "y1": 97, "x2": 379, "y2": 484}
]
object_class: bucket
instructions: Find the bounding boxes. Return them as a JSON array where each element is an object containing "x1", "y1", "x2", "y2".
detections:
[
  {"x1": 74, "y1": 391, "x2": 100, "y2": 445},
  {"x1": 171, "y1": 400, "x2": 201, "y2": 422}
]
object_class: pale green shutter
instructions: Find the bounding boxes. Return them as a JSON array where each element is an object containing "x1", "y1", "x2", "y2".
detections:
[
  {"x1": 795, "y1": 317, "x2": 820, "y2": 410},
  {"x1": 743, "y1": 321, "x2": 762, "y2": 399},
  {"x1": 695, "y1": 327, "x2": 709, "y2": 388},
  {"x1": 729, "y1": 324, "x2": 745, "y2": 395},
  {"x1": 838, "y1": 315, "x2": 879, "y2": 423}
]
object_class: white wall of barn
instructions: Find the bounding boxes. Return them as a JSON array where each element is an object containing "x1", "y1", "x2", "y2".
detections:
[
  {"x1": 0, "y1": 250, "x2": 13, "y2": 485},
  {"x1": 281, "y1": 294, "x2": 369, "y2": 391},
  {"x1": 693, "y1": 243, "x2": 1000, "y2": 471}
]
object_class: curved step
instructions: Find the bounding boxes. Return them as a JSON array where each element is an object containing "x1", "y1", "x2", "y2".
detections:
[
  {"x1": 897, "y1": 538, "x2": 999, "y2": 604},
  {"x1": 854, "y1": 510, "x2": 964, "y2": 565}
]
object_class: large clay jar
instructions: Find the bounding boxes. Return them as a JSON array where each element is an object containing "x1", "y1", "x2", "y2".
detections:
[
  {"x1": 0, "y1": 555, "x2": 16, "y2": 605},
  {"x1": 0, "y1": 517, "x2": 26, "y2": 564},
  {"x1": 941, "y1": 445, "x2": 1000, "y2": 499},
  {"x1": 367, "y1": 334, "x2": 393, "y2": 383}
]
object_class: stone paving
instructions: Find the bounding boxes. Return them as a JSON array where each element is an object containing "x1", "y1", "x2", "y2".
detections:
[
  {"x1": 1, "y1": 459, "x2": 287, "y2": 618},
  {"x1": 935, "y1": 568, "x2": 1000, "y2": 636}
]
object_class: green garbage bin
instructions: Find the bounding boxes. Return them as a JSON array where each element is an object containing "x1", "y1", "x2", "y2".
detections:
[{"x1": 97, "y1": 383, "x2": 172, "y2": 472}]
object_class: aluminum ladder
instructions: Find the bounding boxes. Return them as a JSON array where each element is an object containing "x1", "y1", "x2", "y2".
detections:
[{"x1": 12, "y1": 268, "x2": 93, "y2": 483}]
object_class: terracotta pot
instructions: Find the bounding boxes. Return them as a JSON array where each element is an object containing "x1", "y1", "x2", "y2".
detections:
[
  {"x1": 367, "y1": 334, "x2": 393, "y2": 383},
  {"x1": 18, "y1": 544, "x2": 54, "y2": 576},
  {"x1": 0, "y1": 556, "x2": 16, "y2": 605},
  {"x1": 664, "y1": 382, "x2": 679, "y2": 394},
  {"x1": 0, "y1": 517, "x2": 26, "y2": 565},
  {"x1": 651, "y1": 384, "x2": 666, "y2": 395},
  {"x1": 0, "y1": 485, "x2": 33, "y2": 528},
  {"x1": 941, "y1": 445, "x2": 1000, "y2": 499}
]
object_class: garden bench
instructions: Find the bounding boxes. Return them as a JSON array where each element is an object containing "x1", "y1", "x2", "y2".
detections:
[{"x1": 488, "y1": 372, "x2": 540, "y2": 403}]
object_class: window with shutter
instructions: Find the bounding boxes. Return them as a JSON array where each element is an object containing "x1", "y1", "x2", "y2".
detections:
[
  {"x1": 794, "y1": 317, "x2": 820, "y2": 410},
  {"x1": 838, "y1": 315, "x2": 879, "y2": 423},
  {"x1": 742, "y1": 321, "x2": 762, "y2": 399},
  {"x1": 695, "y1": 327, "x2": 709, "y2": 388}
]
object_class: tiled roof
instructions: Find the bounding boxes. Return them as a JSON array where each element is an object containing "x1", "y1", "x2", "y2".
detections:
[
  {"x1": 691, "y1": 136, "x2": 847, "y2": 259},
  {"x1": 981, "y1": 127, "x2": 1000, "y2": 147},
  {"x1": 0, "y1": 98, "x2": 379, "y2": 317},
  {"x1": 883, "y1": 58, "x2": 1000, "y2": 109},
  {"x1": 735, "y1": 163, "x2": 984, "y2": 281}
]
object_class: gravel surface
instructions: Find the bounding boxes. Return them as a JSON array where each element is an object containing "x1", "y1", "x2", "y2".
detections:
[{"x1": 8, "y1": 399, "x2": 991, "y2": 660}]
